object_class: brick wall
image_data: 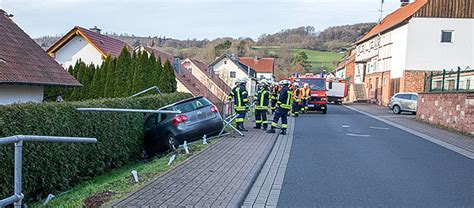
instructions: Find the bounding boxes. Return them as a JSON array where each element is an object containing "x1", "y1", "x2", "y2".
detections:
[
  {"x1": 417, "y1": 92, "x2": 474, "y2": 135},
  {"x1": 401, "y1": 70, "x2": 426, "y2": 93}
]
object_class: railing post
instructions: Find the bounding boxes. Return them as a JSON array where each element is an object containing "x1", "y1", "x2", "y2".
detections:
[
  {"x1": 14, "y1": 140, "x2": 23, "y2": 208},
  {"x1": 441, "y1": 69, "x2": 446, "y2": 91},
  {"x1": 423, "y1": 72, "x2": 427, "y2": 93},
  {"x1": 429, "y1": 71, "x2": 433, "y2": 92},
  {"x1": 456, "y1": 66, "x2": 461, "y2": 91}
]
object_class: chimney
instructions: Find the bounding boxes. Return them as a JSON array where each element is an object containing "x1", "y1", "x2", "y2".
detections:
[
  {"x1": 401, "y1": 0, "x2": 410, "y2": 7},
  {"x1": 90, "y1": 26, "x2": 101, "y2": 34}
]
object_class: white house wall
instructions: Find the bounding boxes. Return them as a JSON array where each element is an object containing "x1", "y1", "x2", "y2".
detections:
[
  {"x1": 0, "y1": 84, "x2": 44, "y2": 105},
  {"x1": 405, "y1": 18, "x2": 474, "y2": 72},
  {"x1": 390, "y1": 24, "x2": 409, "y2": 79},
  {"x1": 55, "y1": 36, "x2": 104, "y2": 69},
  {"x1": 176, "y1": 79, "x2": 192, "y2": 94},
  {"x1": 212, "y1": 57, "x2": 256, "y2": 95}
]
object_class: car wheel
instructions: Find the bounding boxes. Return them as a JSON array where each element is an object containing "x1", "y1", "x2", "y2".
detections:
[
  {"x1": 322, "y1": 109, "x2": 327, "y2": 114},
  {"x1": 166, "y1": 134, "x2": 178, "y2": 151},
  {"x1": 392, "y1": 105, "x2": 401, "y2": 114}
]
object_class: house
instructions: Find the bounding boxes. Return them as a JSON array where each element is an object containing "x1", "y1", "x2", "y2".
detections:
[
  {"x1": 334, "y1": 50, "x2": 361, "y2": 102},
  {"x1": 354, "y1": 0, "x2": 474, "y2": 106},
  {"x1": 181, "y1": 58, "x2": 231, "y2": 101},
  {"x1": 47, "y1": 26, "x2": 129, "y2": 68},
  {"x1": 209, "y1": 54, "x2": 258, "y2": 95},
  {"x1": 239, "y1": 57, "x2": 275, "y2": 81},
  {"x1": 0, "y1": 10, "x2": 81, "y2": 105}
]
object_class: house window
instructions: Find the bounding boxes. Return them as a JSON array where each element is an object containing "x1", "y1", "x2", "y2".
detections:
[
  {"x1": 260, "y1": 75, "x2": 265, "y2": 79},
  {"x1": 441, "y1": 30, "x2": 453, "y2": 43},
  {"x1": 230, "y1": 71, "x2": 236, "y2": 78},
  {"x1": 224, "y1": 60, "x2": 227, "y2": 65},
  {"x1": 187, "y1": 67, "x2": 192, "y2": 73}
]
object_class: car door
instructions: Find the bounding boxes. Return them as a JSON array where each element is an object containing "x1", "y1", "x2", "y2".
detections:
[
  {"x1": 409, "y1": 94, "x2": 418, "y2": 111},
  {"x1": 399, "y1": 94, "x2": 411, "y2": 111}
]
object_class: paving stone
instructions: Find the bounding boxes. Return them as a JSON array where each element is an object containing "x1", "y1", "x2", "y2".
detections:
[{"x1": 113, "y1": 121, "x2": 278, "y2": 207}]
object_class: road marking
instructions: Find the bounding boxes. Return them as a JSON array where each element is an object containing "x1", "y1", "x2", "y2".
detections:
[
  {"x1": 346, "y1": 133, "x2": 371, "y2": 137},
  {"x1": 345, "y1": 105, "x2": 474, "y2": 160},
  {"x1": 342, "y1": 125, "x2": 350, "y2": 128},
  {"x1": 369, "y1": 126, "x2": 390, "y2": 130}
]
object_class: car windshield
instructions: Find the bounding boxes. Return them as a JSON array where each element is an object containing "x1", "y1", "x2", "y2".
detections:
[
  {"x1": 300, "y1": 78, "x2": 326, "y2": 90},
  {"x1": 174, "y1": 97, "x2": 212, "y2": 113}
]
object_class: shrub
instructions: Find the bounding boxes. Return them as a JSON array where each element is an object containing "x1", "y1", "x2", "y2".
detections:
[{"x1": 0, "y1": 92, "x2": 191, "y2": 203}]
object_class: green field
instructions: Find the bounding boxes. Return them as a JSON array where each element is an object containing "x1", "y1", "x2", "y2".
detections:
[{"x1": 252, "y1": 46, "x2": 345, "y2": 71}]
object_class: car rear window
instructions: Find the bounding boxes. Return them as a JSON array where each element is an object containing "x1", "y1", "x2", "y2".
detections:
[{"x1": 174, "y1": 98, "x2": 212, "y2": 113}]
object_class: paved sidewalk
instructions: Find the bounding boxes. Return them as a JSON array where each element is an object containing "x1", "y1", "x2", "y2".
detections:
[
  {"x1": 113, "y1": 122, "x2": 278, "y2": 207},
  {"x1": 346, "y1": 103, "x2": 474, "y2": 154},
  {"x1": 242, "y1": 117, "x2": 295, "y2": 208}
]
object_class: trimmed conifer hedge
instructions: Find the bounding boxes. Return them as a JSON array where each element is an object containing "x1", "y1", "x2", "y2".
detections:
[{"x1": 0, "y1": 92, "x2": 191, "y2": 202}]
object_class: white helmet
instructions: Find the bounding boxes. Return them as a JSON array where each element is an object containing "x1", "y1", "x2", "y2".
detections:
[
  {"x1": 240, "y1": 77, "x2": 248, "y2": 84},
  {"x1": 304, "y1": 83, "x2": 309, "y2": 87},
  {"x1": 280, "y1": 80, "x2": 291, "y2": 85},
  {"x1": 234, "y1": 78, "x2": 242, "y2": 84},
  {"x1": 293, "y1": 82, "x2": 300, "y2": 87}
]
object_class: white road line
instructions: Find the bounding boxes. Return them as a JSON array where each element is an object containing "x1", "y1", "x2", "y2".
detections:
[
  {"x1": 369, "y1": 126, "x2": 390, "y2": 130},
  {"x1": 346, "y1": 133, "x2": 371, "y2": 137},
  {"x1": 344, "y1": 105, "x2": 474, "y2": 160},
  {"x1": 342, "y1": 125, "x2": 350, "y2": 128}
]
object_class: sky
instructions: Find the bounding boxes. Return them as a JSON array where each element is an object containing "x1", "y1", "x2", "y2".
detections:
[{"x1": 1, "y1": 0, "x2": 401, "y2": 40}]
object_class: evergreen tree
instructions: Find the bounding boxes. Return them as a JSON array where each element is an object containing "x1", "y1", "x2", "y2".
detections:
[
  {"x1": 128, "y1": 51, "x2": 138, "y2": 94},
  {"x1": 90, "y1": 64, "x2": 101, "y2": 99},
  {"x1": 162, "y1": 60, "x2": 177, "y2": 93},
  {"x1": 104, "y1": 58, "x2": 117, "y2": 97},
  {"x1": 114, "y1": 47, "x2": 132, "y2": 97}
]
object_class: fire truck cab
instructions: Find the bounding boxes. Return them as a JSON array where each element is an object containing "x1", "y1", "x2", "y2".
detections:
[{"x1": 293, "y1": 73, "x2": 330, "y2": 114}]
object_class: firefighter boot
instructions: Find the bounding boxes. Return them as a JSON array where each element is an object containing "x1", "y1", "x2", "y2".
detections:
[
  {"x1": 267, "y1": 127, "x2": 276, "y2": 134},
  {"x1": 280, "y1": 129, "x2": 287, "y2": 135},
  {"x1": 262, "y1": 124, "x2": 268, "y2": 130},
  {"x1": 240, "y1": 123, "x2": 248, "y2": 132},
  {"x1": 253, "y1": 124, "x2": 261, "y2": 129}
]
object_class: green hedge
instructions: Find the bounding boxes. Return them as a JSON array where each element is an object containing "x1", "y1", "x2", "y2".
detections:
[{"x1": 0, "y1": 92, "x2": 191, "y2": 203}]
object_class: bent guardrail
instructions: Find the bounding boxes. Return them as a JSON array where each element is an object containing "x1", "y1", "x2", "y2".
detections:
[{"x1": 0, "y1": 135, "x2": 97, "y2": 208}]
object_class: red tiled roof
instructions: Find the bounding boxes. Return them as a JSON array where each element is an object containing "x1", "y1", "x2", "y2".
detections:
[
  {"x1": 238, "y1": 57, "x2": 274, "y2": 73},
  {"x1": 175, "y1": 68, "x2": 221, "y2": 104},
  {"x1": 143, "y1": 47, "x2": 174, "y2": 64},
  {"x1": 186, "y1": 59, "x2": 231, "y2": 94},
  {"x1": 0, "y1": 10, "x2": 81, "y2": 86},
  {"x1": 356, "y1": 0, "x2": 428, "y2": 44},
  {"x1": 47, "y1": 26, "x2": 129, "y2": 58}
]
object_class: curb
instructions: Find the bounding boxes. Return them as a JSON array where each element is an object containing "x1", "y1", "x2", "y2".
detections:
[
  {"x1": 344, "y1": 105, "x2": 474, "y2": 159},
  {"x1": 231, "y1": 130, "x2": 281, "y2": 207}
]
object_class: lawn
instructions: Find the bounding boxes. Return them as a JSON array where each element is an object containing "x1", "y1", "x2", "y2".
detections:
[
  {"x1": 252, "y1": 46, "x2": 345, "y2": 71},
  {"x1": 30, "y1": 139, "x2": 219, "y2": 208}
]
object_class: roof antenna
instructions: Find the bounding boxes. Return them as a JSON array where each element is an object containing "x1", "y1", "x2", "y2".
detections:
[{"x1": 378, "y1": 0, "x2": 384, "y2": 23}]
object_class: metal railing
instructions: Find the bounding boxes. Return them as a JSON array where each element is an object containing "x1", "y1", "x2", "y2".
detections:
[
  {"x1": 0, "y1": 135, "x2": 97, "y2": 207},
  {"x1": 424, "y1": 66, "x2": 474, "y2": 92},
  {"x1": 130, "y1": 86, "x2": 163, "y2": 97}
]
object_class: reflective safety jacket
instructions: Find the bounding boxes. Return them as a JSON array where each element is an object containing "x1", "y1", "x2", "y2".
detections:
[
  {"x1": 270, "y1": 85, "x2": 279, "y2": 100},
  {"x1": 304, "y1": 87, "x2": 311, "y2": 99},
  {"x1": 255, "y1": 87, "x2": 270, "y2": 110},
  {"x1": 292, "y1": 88, "x2": 303, "y2": 102},
  {"x1": 277, "y1": 86, "x2": 292, "y2": 110},
  {"x1": 228, "y1": 84, "x2": 249, "y2": 111}
]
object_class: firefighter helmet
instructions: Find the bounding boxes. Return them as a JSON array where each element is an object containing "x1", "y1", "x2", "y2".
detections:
[{"x1": 280, "y1": 80, "x2": 291, "y2": 86}]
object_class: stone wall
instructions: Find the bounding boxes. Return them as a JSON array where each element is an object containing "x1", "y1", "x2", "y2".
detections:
[
  {"x1": 364, "y1": 71, "x2": 391, "y2": 106},
  {"x1": 401, "y1": 70, "x2": 426, "y2": 93},
  {"x1": 417, "y1": 92, "x2": 474, "y2": 135}
]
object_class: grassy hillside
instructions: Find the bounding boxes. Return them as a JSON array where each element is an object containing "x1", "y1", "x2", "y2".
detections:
[{"x1": 253, "y1": 46, "x2": 344, "y2": 72}]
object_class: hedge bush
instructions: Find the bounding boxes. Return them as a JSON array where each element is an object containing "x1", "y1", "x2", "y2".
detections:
[{"x1": 0, "y1": 92, "x2": 191, "y2": 202}]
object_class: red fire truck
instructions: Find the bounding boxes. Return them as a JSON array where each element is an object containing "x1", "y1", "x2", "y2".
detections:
[{"x1": 291, "y1": 73, "x2": 329, "y2": 114}]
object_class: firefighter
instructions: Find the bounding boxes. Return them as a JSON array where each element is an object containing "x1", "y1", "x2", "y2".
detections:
[
  {"x1": 292, "y1": 82, "x2": 302, "y2": 117},
  {"x1": 267, "y1": 80, "x2": 292, "y2": 135},
  {"x1": 228, "y1": 78, "x2": 249, "y2": 131},
  {"x1": 303, "y1": 83, "x2": 310, "y2": 113},
  {"x1": 270, "y1": 81, "x2": 279, "y2": 114},
  {"x1": 254, "y1": 80, "x2": 270, "y2": 130}
]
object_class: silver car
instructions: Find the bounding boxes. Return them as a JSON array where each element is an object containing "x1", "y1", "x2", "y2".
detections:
[{"x1": 388, "y1": 92, "x2": 418, "y2": 114}]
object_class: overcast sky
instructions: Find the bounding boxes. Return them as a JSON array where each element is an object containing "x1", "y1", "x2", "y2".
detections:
[{"x1": 1, "y1": 0, "x2": 401, "y2": 40}]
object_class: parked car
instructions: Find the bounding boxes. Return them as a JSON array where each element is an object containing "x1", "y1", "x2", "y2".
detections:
[
  {"x1": 143, "y1": 96, "x2": 223, "y2": 156},
  {"x1": 389, "y1": 92, "x2": 418, "y2": 114}
]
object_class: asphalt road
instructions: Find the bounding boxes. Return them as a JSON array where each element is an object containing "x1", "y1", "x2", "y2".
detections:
[{"x1": 278, "y1": 105, "x2": 474, "y2": 207}]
